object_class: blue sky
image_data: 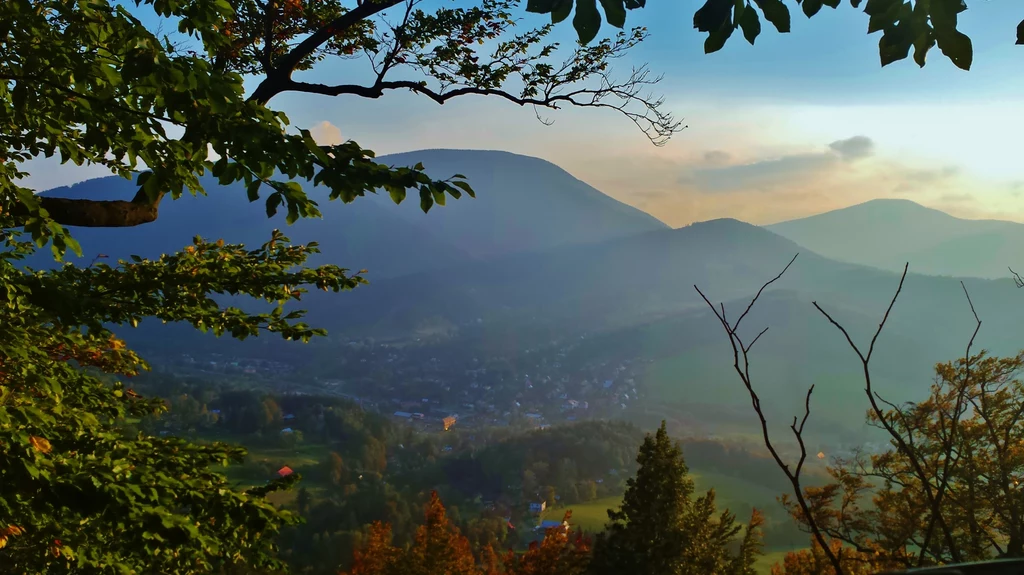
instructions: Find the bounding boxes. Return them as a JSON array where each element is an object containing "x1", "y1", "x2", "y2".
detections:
[{"x1": 23, "y1": 0, "x2": 1024, "y2": 226}]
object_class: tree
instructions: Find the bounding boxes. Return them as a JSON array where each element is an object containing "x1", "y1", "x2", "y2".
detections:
[
  {"x1": 403, "y1": 491, "x2": 479, "y2": 575},
  {"x1": 3, "y1": 1, "x2": 673, "y2": 570},
  {"x1": 527, "y1": 0, "x2": 1020, "y2": 71},
  {"x1": 341, "y1": 491, "x2": 478, "y2": 575},
  {"x1": 774, "y1": 351, "x2": 1024, "y2": 571},
  {"x1": 6, "y1": 0, "x2": 678, "y2": 244},
  {"x1": 696, "y1": 254, "x2": 1017, "y2": 574},
  {"x1": 503, "y1": 511, "x2": 592, "y2": 575},
  {"x1": 588, "y1": 421, "x2": 764, "y2": 575},
  {"x1": 344, "y1": 521, "x2": 404, "y2": 575}
]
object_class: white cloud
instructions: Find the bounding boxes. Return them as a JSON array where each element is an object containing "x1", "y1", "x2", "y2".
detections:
[{"x1": 309, "y1": 120, "x2": 343, "y2": 145}]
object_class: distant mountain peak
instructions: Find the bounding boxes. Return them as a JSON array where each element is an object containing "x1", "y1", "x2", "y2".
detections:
[
  {"x1": 767, "y1": 197, "x2": 1023, "y2": 279},
  {"x1": 769, "y1": 198, "x2": 955, "y2": 227}
]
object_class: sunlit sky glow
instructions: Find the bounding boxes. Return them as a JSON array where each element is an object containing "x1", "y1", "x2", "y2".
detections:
[{"x1": 22, "y1": 0, "x2": 1024, "y2": 227}]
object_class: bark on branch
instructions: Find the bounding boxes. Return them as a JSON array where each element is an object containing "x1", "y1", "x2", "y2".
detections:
[{"x1": 13, "y1": 194, "x2": 163, "y2": 228}]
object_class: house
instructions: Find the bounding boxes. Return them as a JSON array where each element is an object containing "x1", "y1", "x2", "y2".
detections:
[
  {"x1": 534, "y1": 519, "x2": 569, "y2": 533},
  {"x1": 280, "y1": 427, "x2": 294, "y2": 434},
  {"x1": 529, "y1": 501, "x2": 547, "y2": 514},
  {"x1": 277, "y1": 466, "x2": 294, "y2": 477}
]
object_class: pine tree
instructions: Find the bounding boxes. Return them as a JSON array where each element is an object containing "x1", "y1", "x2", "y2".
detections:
[{"x1": 588, "y1": 421, "x2": 764, "y2": 575}]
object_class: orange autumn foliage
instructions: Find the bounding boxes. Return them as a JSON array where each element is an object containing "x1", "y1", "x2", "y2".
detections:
[{"x1": 341, "y1": 495, "x2": 592, "y2": 575}]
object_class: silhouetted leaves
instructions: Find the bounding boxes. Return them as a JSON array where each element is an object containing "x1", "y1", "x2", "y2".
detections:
[{"x1": 526, "y1": 0, "x2": 645, "y2": 43}]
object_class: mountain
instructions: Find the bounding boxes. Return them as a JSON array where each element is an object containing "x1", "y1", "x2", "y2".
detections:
[
  {"x1": 766, "y1": 198, "x2": 1024, "y2": 279},
  {"x1": 288, "y1": 218, "x2": 1022, "y2": 444},
  {"x1": 363, "y1": 149, "x2": 669, "y2": 257},
  {"x1": 34, "y1": 175, "x2": 471, "y2": 280},
  {"x1": 319, "y1": 217, "x2": 1022, "y2": 357},
  {"x1": 31, "y1": 149, "x2": 667, "y2": 278}
]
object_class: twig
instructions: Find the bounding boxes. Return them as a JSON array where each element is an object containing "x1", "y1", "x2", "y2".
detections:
[
  {"x1": 813, "y1": 264, "x2": 963, "y2": 564},
  {"x1": 694, "y1": 253, "x2": 845, "y2": 575}
]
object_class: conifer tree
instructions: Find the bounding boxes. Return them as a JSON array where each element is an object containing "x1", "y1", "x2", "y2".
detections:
[{"x1": 589, "y1": 421, "x2": 764, "y2": 575}]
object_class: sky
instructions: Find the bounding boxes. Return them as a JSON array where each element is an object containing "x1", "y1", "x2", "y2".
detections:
[{"x1": 22, "y1": 0, "x2": 1024, "y2": 227}]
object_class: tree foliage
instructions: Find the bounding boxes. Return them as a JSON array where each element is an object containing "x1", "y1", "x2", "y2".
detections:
[
  {"x1": 529, "y1": 0, "x2": 1021, "y2": 71},
  {"x1": 589, "y1": 421, "x2": 765, "y2": 575},
  {"x1": 3, "y1": 0, "x2": 678, "y2": 251},
  {"x1": 0, "y1": 217, "x2": 359, "y2": 572},
  {"x1": 1, "y1": 0, "x2": 675, "y2": 570},
  {"x1": 780, "y1": 351, "x2": 1024, "y2": 571}
]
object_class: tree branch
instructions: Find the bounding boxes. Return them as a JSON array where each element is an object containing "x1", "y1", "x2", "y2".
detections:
[
  {"x1": 248, "y1": 0, "x2": 406, "y2": 104},
  {"x1": 273, "y1": 63, "x2": 680, "y2": 146},
  {"x1": 694, "y1": 253, "x2": 846, "y2": 575},
  {"x1": 814, "y1": 264, "x2": 963, "y2": 564},
  {"x1": 12, "y1": 194, "x2": 163, "y2": 228}
]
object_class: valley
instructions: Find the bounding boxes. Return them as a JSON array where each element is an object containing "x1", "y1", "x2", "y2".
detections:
[{"x1": 41, "y1": 148, "x2": 1024, "y2": 574}]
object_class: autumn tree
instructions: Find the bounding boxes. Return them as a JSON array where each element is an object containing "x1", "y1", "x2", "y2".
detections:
[
  {"x1": 344, "y1": 521, "x2": 404, "y2": 575},
  {"x1": 341, "y1": 491, "x2": 478, "y2": 575},
  {"x1": 403, "y1": 491, "x2": 479, "y2": 575},
  {"x1": 502, "y1": 511, "x2": 592, "y2": 575},
  {"x1": 2, "y1": 0, "x2": 673, "y2": 570},
  {"x1": 588, "y1": 421, "x2": 765, "y2": 575},
  {"x1": 774, "y1": 351, "x2": 1024, "y2": 571}
]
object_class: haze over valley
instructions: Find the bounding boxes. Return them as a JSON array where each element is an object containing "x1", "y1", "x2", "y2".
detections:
[{"x1": 43, "y1": 149, "x2": 1024, "y2": 453}]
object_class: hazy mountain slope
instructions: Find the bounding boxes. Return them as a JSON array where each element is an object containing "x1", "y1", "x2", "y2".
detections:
[
  {"x1": 766, "y1": 198, "x2": 1024, "y2": 279},
  {"x1": 566, "y1": 289, "x2": 953, "y2": 441},
  {"x1": 31, "y1": 174, "x2": 472, "y2": 281},
  {"x1": 368, "y1": 149, "x2": 669, "y2": 257},
  {"x1": 31, "y1": 149, "x2": 668, "y2": 276},
  {"x1": 319, "y1": 218, "x2": 1023, "y2": 358}
]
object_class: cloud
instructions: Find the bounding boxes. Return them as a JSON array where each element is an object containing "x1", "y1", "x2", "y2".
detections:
[
  {"x1": 687, "y1": 153, "x2": 837, "y2": 193},
  {"x1": 684, "y1": 136, "x2": 881, "y2": 194},
  {"x1": 828, "y1": 135, "x2": 874, "y2": 160},
  {"x1": 702, "y1": 150, "x2": 732, "y2": 165},
  {"x1": 891, "y1": 165, "x2": 960, "y2": 194},
  {"x1": 309, "y1": 120, "x2": 343, "y2": 145}
]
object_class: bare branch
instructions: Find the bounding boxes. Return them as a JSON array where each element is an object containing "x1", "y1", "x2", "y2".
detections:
[
  {"x1": 814, "y1": 263, "x2": 963, "y2": 564},
  {"x1": 273, "y1": 64, "x2": 681, "y2": 146},
  {"x1": 694, "y1": 253, "x2": 846, "y2": 575},
  {"x1": 1009, "y1": 267, "x2": 1024, "y2": 288}
]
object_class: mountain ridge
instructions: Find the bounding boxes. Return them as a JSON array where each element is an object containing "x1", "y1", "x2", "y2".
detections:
[{"x1": 767, "y1": 198, "x2": 1024, "y2": 279}]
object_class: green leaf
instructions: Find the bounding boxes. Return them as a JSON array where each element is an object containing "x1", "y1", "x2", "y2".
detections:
[
  {"x1": 694, "y1": 0, "x2": 732, "y2": 33},
  {"x1": 878, "y1": 23, "x2": 913, "y2": 66},
  {"x1": 246, "y1": 180, "x2": 262, "y2": 202},
  {"x1": 912, "y1": 30, "x2": 936, "y2": 67},
  {"x1": 573, "y1": 0, "x2": 602, "y2": 44},
  {"x1": 266, "y1": 193, "x2": 283, "y2": 218},
  {"x1": 704, "y1": 26, "x2": 734, "y2": 53},
  {"x1": 419, "y1": 189, "x2": 433, "y2": 213},
  {"x1": 739, "y1": 4, "x2": 762, "y2": 45},
  {"x1": 600, "y1": 0, "x2": 628, "y2": 28},
  {"x1": 801, "y1": 0, "x2": 823, "y2": 18},
  {"x1": 525, "y1": 0, "x2": 554, "y2": 13},
  {"x1": 552, "y1": 0, "x2": 574, "y2": 24},
  {"x1": 935, "y1": 28, "x2": 973, "y2": 70},
  {"x1": 753, "y1": 0, "x2": 791, "y2": 33}
]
